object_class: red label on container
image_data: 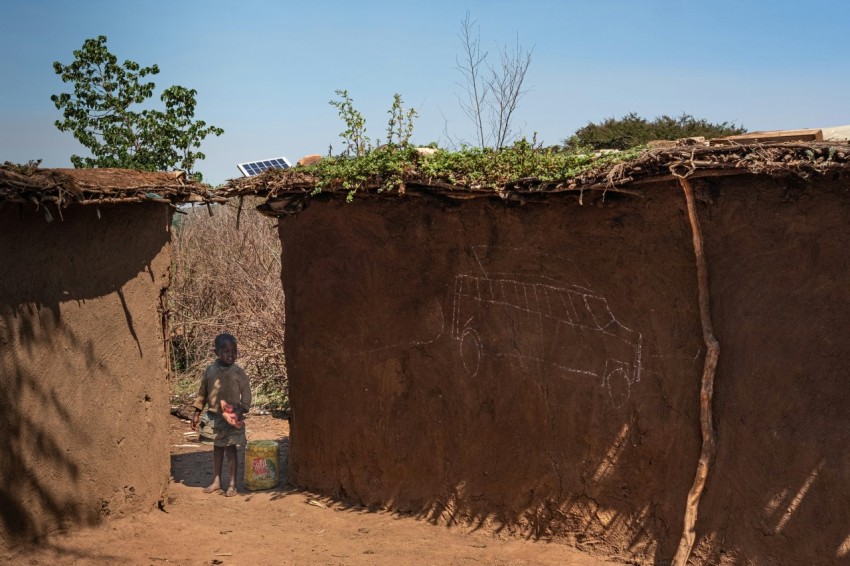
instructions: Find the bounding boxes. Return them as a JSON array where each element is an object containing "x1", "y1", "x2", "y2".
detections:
[{"x1": 252, "y1": 458, "x2": 268, "y2": 477}]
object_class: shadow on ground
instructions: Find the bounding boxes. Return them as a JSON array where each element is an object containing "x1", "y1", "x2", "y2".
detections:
[{"x1": 170, "y1": 434, "x2": 290, "y2": 495}]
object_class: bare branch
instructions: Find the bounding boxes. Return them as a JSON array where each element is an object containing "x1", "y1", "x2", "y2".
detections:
[
  {"x1": 455, "y1": 11, "x2": 489, "y2": 148},
  {"x1": 486, "y1": 36, "x2": 533, "y2": 149},
  {"x1": 454, "y1": 15, "x2": 532, "y2": 149}
]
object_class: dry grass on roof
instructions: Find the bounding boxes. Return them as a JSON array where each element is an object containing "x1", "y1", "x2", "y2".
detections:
[
  {"x1": 0, "y1": 163, "x2": 223, "y2": 209},
  {"x1": 222, "y1": 141, "x2": 850, "y2": 215}
]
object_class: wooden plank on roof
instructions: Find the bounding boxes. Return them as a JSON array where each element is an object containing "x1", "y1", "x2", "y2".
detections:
[{"x1": 710, "y1": 128, "x2": 823, "y2": 145}]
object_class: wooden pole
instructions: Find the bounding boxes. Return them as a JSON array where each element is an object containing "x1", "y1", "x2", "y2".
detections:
[{"x1": 672, "y1": 176, "x2": 720, "y2": 565}]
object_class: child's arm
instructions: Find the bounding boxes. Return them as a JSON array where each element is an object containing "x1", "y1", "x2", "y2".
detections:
[{"x1": 190, "y1": 369, "x2": 211, "y2": 429}]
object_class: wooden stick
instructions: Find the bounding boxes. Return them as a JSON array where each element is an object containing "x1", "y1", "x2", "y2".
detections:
[{"x1": 672, "y1": 176, "x2": 720, "y2": 566}]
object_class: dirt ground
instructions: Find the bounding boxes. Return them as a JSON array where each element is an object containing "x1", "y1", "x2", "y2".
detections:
[{"x1": 3, "y1": 414, "x2": 621, "y2": 565}]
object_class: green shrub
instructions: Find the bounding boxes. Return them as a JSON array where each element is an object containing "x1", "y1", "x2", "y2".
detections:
[{"x1": 565, "y1": 112, "x2": 746, "y2": 150}]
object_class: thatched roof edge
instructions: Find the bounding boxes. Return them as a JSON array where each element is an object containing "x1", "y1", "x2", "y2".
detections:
[
  {"x1": 219, "y1": 141, "x2": 850, "y2": 217},
  {"x1": 0, "y1": 166, "x2": 225, "y2": 210}
]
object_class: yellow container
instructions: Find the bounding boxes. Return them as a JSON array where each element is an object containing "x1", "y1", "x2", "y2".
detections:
[{"x1": 244, "y1": 440, "x2": 280, "y2": 490}]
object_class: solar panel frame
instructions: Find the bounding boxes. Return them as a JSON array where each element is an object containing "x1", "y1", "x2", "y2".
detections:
[{"x1": 237, "y1": 156, "x2": 292, "y2": 177}]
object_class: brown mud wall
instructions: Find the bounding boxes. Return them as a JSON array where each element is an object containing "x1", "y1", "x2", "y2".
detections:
[
  {"x1": 280, "y1": 176, "x2": 850, "y2": 565},
  {"x1": 0, "y1": 203, "x2": 172, "y2": 547}
]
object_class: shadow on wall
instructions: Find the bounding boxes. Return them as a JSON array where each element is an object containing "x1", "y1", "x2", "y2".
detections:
[
  {"x1": 348, "y1": 348, "x2": 691, "y2": 563},
  {"x1": 0, "y1": 203, "x2": 170, "y2": 546},
  {"x1": 0, "y1": 312, "x2": 97, "y2": 542}
]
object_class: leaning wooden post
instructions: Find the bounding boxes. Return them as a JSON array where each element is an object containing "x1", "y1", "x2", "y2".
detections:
[{"x1": 673, "y1": 175, "x2": 720, "y2": 566}]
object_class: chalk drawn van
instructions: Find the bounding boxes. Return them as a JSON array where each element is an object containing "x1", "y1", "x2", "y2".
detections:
[{"x1": 451, "y1": 273, "x2": 642, "y2": 407}]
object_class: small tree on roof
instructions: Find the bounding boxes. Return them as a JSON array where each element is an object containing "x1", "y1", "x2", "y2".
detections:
[{"x1": 51, "y1": 35, "x2": 223, "y2": 180}]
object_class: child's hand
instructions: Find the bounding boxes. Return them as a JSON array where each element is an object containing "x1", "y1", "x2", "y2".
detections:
[
  {"x1": 220, "y1": 400, "x2": 244, "y2": 429},
  {"x1": 191, "y1": 411, "x2": 200, "y2": 430}
]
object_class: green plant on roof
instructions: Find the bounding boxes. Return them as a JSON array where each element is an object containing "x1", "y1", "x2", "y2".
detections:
[
  {"x1": 322, "y1": 90, "x2": 422, "y2": 200},
  {"x1": 386, "y1": 93, "x2": 418, "y2": 147},
  {"x1": 294, "y1": 136, "x2": 643, "y2": 202},
  {"x1": 329, "y1": 89, "x2": 371, "y2": 157}
]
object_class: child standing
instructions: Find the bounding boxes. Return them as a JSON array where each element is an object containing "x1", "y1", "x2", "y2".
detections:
[{"x1": 191, "y1": 333, "x2": 252, "y2": 497}]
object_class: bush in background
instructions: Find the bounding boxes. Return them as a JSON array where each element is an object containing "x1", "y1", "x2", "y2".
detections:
[
  {"x1": 564, "y1": 112, "x2": 746, "y2": 151},
  {"x1": 168, "y1": 199, "x2": 288, "y2": 411}
]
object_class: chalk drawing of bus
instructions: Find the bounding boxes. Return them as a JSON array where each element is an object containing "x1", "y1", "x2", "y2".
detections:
[{"x1": 451, "y1": 273, "x2": 642, "y2": 408}]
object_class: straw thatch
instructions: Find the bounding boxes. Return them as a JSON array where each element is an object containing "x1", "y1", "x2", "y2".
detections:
[
  {"x1": 221, "y1": 141, "x2": 850, "y2": 217},
  {"x1": 0, "y1": 164, "x2": 224, "y2": 211}
]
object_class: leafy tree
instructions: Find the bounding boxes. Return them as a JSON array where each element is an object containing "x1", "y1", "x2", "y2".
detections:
[
  {"x1": 565, "y1": 112, "x2": 746, "y2": 151},
  {"x1": 51, "y1": 36, "x2": 223, "y2": 180}
]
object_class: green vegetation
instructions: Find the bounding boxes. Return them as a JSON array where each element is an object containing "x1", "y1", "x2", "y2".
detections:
[
  {"x1": 51, "y1": 35, "x2": 223, "y2": 180},
  {"x1": 329, "y1": 89, "x2": 371, "y2": 157},
  {"x1": 415, "y1": 139, "x2": 643, "y2": 186},
  {"x1": 329, "y1": 90, "x2": 418, "y2": 158},
  {"x1": 283, "y1": 91, "x2": 644, "y2": 202},
  {"x1": 565, "y1": 112, "x2": 746, "y2": 151},
  {"x1": 385, "y1": 93, "x2": 418, "y2": 147},
  {"x1": 284, "y1": 136, "x2": 644, "y2": 202}
]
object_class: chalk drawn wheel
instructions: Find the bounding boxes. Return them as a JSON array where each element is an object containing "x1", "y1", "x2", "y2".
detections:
[
  {"x1": 459, "y1": 327, "x2": 481, "y2": 377},
  {"x1": 604, "y1": 366, "x2": 630, "y2": 409}
]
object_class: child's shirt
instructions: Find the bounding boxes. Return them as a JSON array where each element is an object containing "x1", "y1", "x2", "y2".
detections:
[{"x1": 193, "y1": 360, "x2": 252, "y2": 414}]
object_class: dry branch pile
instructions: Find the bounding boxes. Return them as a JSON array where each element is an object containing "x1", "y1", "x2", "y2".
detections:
[
  {"x1": 168, "y1": 200, "x2": 288, "y2": 411},
  {"x1": 221, "y1": 141, "x2": 850, "y2": 216}
]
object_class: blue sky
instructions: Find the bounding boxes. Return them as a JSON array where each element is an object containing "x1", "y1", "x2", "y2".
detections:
[{"x1": 1, "y1": 0, "x2": 848, "y2": 186}]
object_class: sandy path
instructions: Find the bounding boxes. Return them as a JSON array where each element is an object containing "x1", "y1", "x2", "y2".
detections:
[{"x1": 4, "y1": 415, "x2": 619, "y2": 565}]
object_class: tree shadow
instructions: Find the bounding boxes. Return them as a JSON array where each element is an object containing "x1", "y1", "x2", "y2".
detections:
[{"x1": 4, "y1": 539, "x2": 125, "y2": 564}]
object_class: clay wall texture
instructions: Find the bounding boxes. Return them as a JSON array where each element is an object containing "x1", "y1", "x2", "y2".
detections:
[
  {"x1": 279, "y1": 176, "x2": 850, "y2": 564},
  {"x1": 0, "y1": 203, "x2": 173, "y2": 546}
]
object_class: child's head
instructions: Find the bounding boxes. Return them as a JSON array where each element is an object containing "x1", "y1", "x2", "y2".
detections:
[{"x1": 214, "y1": 333, "x2": 238, "y2": 366}]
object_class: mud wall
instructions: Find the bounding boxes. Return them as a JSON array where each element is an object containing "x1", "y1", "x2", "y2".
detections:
[
  {"x1": 0, "y1": 203, "x2": 173, "y2": 546},
  {"x1": 279, "y1": 176, "x2": 850, "y2": 565}
]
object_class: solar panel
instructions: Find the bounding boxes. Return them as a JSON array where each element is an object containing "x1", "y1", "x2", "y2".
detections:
[{"x1": 236, "y1": 156, "x2": 291, "y2": 177}]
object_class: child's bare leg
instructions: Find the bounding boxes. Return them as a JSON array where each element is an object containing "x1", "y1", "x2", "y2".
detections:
[
  {"x1": 225, "y1": 445, "x2": 238, "y2": 496},
  {"x1": 203, "y1": 446, "x2": 225, "y2": 493}
]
